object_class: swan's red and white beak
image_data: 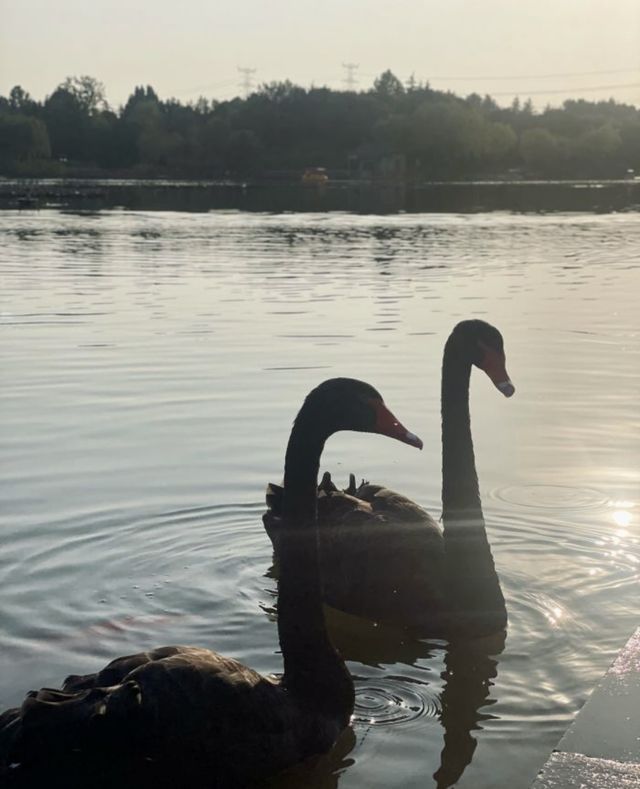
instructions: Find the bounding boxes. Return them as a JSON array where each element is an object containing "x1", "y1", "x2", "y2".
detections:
[
  {"x1": 372, "y1": 401, "x2": 423, "y2": 449},
  {"x1": 479, "y1": 346, "x2": 515, "y2": 398}
]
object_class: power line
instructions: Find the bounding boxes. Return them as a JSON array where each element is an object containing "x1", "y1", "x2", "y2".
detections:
[
  {"x1": 421, "y1": 67, "x2": 640, "y2": 82},
  {"x1": 483, "y1": 80, "x2": 640, "y2": 97},
  {"x1": 342, "y1": 62, "x2": 359, "y2": 91},
  {"x1": 139, "y1": 69, "x2": 640, "y2": 104},
  {"x1": 356, "y1": 66, "x2": 640, "y2": 83}
]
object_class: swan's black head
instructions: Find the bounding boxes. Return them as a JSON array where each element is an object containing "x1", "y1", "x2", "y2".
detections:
[
  {"x1": 450, "y1": 320, "x2": 515, "y2": 397},
  {"x1": 300, "y1": 378, "x2": 423, "y2": 448}
]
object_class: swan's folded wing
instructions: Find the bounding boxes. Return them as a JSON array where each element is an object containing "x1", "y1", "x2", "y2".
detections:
[
  {"x1": 318, "y1": 491, "x2": 373, "y2": 520},
  {"x1": 316, "y1": 490, "x2": 446, "y2": 628},
  {"x1": 1, "y1": 645, "x2": 302, "y2": 786},
  {"x1": 355, "y1": 484, "x2": 441, "y2": 529}
]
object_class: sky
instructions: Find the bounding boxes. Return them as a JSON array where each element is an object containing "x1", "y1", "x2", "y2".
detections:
[{"x1": 1, "y1": 0, "x2": 639, "y2": 109}]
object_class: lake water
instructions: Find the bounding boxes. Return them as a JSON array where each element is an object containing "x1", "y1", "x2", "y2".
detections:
[{"x1": 1, "y1": 208, "x2": 638, "y2": 788}]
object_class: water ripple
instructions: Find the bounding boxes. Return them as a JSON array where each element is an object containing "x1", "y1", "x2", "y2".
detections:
[
  {"x1": 353, "y1": 677, "x2": 441, "y2": 726},
  {"x1": 491, "y1": 484, "x2": 609, "y2": 511}
]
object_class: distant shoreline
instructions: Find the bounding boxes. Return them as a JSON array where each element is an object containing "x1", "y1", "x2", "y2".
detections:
[{"x1": 2, "y1": 177, "x2": 639, "y2": 214}]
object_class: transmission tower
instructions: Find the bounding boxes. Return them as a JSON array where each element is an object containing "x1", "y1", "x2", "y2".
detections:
[
  {"x1": 237, "y1": 67, "x2": 257, "y2": 97},
  {"x1": 342, "y1": 62, "x2": 359, "y2": 91}
]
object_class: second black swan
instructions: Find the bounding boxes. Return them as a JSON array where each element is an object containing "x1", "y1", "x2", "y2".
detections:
[{"x1": 264, "y1": 320, "x2": 515, "y2": 638}]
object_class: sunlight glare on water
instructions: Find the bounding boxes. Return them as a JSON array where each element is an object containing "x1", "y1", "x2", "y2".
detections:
[{"x1": 0, "y1": 209, "x2": 639, "y2": 788}]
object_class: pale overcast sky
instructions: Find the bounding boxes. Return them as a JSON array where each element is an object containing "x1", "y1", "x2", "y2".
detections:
[{"x1": 1, "y1": 0, "x2": 639, "y2": 108}]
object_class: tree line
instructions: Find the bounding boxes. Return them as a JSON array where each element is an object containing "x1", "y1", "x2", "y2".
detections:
[{"x1": 1, "y1": 72, "x2": 639, "y2": 180}]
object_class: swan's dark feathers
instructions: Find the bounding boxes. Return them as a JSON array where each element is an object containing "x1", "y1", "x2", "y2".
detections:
[
  {"x1": 264, "y1": 473, "x2": 440, "y2": 536},
  {"x1": 264, "y1": 473, "x2": 375, "y2": 546},
  {"x1": 354, "y1": 482, "x2": 441, "y2": 525},
  {"x1": 319, "y1": 471, "x2": 339, "y2": 494},
  {"x1": 264, "y1": 475, "x2": 446, "y2": 630},
  {"x1": 315, "y1": 483, "x2": 446, "y2": 627},
  {"x1": 345, "y1": 473, "x2": 358, "y2": 495},
  {"x1": 1, "y1": 645, "x2": 341, "y2": 786},
  {"x1": 265, "y1": 473, "x2": 362, "y2": 515},
  {"x1": 265, "y1": 481, "x2": 283, "y2": 512}
]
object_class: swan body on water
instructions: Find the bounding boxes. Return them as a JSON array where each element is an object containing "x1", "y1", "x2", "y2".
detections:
[
  {"x1": 0, "y1": 378, "x2": 422, "y2": 788},
  {"x1": 265, "y1": 320, "x2": 514, "y2": 638}
]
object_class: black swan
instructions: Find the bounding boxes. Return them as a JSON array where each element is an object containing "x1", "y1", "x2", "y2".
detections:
[
  {"x1": 264, "y1": 320, "x2": 514, "y2": 637},
  {"x1": 0, "y1": 378, "x2": 422, "y2": 788}
]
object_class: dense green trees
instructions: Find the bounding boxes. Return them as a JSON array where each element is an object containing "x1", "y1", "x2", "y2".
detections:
[
  {"x1": 0, "y1": 72, "x2": 638, "y2": 179},
  {"x1": 0, "y1": 113, "x2": 50, "y2": 168}
]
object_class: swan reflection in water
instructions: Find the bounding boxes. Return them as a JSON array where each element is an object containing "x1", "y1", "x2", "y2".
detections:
[
  {"x1": 262, "y1": 595, "x2": 505, "y2": 789},
  {"x1": 433, "y1": 633, "x2": 504, "y2": 789}
]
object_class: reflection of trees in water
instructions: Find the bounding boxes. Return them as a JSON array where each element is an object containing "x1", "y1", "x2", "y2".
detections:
[{"x1": 4, "y1": 180, "x2": 640, "y2": 213}]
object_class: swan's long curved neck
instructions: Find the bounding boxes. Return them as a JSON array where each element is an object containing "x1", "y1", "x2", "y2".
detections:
[
  {"x1": 441, "y1": 350, "x2": 481, "y2": 521},
  {"x1": 441, "y1": 341, "x2": 506, "y2": 630},
  {"x1": 278, "y1": 412, "x2": 353, "y2": 717}
]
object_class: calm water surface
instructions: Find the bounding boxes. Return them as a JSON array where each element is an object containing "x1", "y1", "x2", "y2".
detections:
[{"x1": 1, "y1": 209, "x2": 639, "y2": 788}]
